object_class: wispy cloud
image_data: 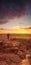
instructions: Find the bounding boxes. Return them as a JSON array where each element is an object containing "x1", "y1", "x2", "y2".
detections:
[{"x1": 0, "y1": 0, "x2": 31, "y2": 24}]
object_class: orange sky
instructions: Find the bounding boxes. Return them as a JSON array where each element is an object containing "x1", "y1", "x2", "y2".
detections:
[{"x1": 0, "y1": 28, "x2": 31, "y2": 34}]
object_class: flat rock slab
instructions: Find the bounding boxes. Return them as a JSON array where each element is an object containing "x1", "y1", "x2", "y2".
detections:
[{"x1": 10, "y1": 54, "x2": 21, "y2": 63}]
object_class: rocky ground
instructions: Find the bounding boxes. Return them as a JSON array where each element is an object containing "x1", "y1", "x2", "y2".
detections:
[{"x1": 0, "y1": 34, "x2": 31, "y2": 65}]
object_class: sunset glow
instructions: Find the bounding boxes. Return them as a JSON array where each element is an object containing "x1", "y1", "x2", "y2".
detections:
[{"x1": 0, "y1": 28, "x2": 31, "y2": 34}]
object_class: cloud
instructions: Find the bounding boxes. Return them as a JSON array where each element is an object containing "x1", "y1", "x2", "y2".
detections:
[
  {"x1": 0, "y1": 0, "x2": 31, "y2": 24},
  {"x1": 0, "y1": 19, "x2": 8, "y2": 24}
]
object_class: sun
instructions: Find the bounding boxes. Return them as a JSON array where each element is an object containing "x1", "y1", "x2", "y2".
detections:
[
  {"x1": 0, "y1": 28, "x2": 31, "y2": 34},
  {"x1": 19, "y1": 29, "x2": 30, "y2": 34},
  {"x1": 22, "y1": 31, "x2": 26, "y2": 34}
]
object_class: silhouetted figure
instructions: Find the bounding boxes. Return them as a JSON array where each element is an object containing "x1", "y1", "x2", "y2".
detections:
[{"x1": 7, "y1": 34, "x2": 9, "y2": 40}]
